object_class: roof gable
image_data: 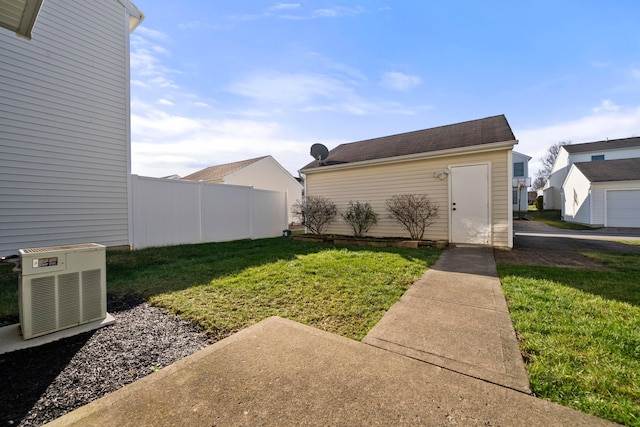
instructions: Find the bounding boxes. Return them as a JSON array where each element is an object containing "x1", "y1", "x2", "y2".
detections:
[
  {"x1": 183, "y1": 156, "x2": 269, "y2": 182},
  {"x1": 564, "y1": 136, "x2": 640, "y2": 154},
  {"x1": 301, "y1": 115, "x2": 515, "y2": 170},
  {"x1": 574, "y1": 158, "x2": 640, "y2": 182}
]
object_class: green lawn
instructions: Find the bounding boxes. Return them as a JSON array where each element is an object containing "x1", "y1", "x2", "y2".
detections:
[
  {"x1": 0, "y1": 238, "x2": 440, "y2": 341},
  {"x1": 498, "y1": 252, "x2": 640, "y2": 426},
  {"x1": 524, "y1": 209, "x2": 597, "y2": 230}
]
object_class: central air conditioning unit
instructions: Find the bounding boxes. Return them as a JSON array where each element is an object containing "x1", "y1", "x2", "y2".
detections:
[{"x1": 18, "y1": 243, "x2": 107, "y2": 340}]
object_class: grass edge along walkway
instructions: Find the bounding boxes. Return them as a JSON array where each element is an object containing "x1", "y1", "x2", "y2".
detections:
[{"x1": 498, "y1": 252, "x2": 640, "y2": 427}]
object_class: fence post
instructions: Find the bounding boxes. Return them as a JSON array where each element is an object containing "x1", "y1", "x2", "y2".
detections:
[
  {"x1": 131, "y1": 174, "x2": 140, "y2": 250},
  {"x1": 249, "y1": 186, "x2": 255, "y2": 239},
  {"x1": 198, "y1": 181, "x2": 204, "y2": 243}
]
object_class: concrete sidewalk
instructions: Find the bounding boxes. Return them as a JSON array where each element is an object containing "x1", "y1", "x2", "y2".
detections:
[
  {"x1": 48, "y1": 247, "x2": 615, "y2": 426},
  {"x1": 363, "y1": 245, "x2": 531, "y2": 393}
]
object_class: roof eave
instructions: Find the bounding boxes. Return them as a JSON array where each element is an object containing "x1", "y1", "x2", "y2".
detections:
[{"x1": 300, "y1": 139, "x2": 518, "y2": 174}]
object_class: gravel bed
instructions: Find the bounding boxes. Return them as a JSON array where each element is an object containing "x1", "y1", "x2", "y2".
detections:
[{"x1": 0, "y1": 296, "x2": 212, "y2": 426}]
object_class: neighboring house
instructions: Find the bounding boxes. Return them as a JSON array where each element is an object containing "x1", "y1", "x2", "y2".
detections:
[
  {"x1": 563, "y1": 158, "x2": 640, "y2": 228},
  {"x1": 182, "y1": 156, "x2": 303, "y2": 225},
  {"x1": 512, "y1": 151, "x2": 532, "y2": 213},
  {"x1": 300, "y1": 115, "x2": 519, "y2": 248},
  {"x1": 543, "y1": 137, "x2": 640, "y2": 211},
  {"x1": 0, "y1": 0, "x2": 143, "y2": 257}
]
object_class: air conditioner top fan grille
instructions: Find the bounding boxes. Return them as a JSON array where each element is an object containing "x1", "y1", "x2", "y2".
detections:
[{"x1": 20, "y1": 243, "x2": 104, "y2": 255}]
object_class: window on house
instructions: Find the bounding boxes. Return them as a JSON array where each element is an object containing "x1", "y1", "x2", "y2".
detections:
[
  {"x1": 591, "y1": 155, "x2": 605, "y2": 161},
  {"x1": 513, "y1": 162, "x2": 524, "y2": 177},
  {"x1": 512, "y1": 190, "x2": 518, "y2": 204}
]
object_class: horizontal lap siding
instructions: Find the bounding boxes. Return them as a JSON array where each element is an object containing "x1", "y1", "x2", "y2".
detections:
[
  {"x1": 489, "y1": 150, "x2": 510, "y2": 247},
  {"x1": 0, "y1": 1, "x2": 130, "y2": 256},
  {"x1": 306, "y1": 157, "x2": 451, "y2": 240},
  {"x1": 305, "y1": 149, "x2": 511, "y2": 246},
  {"x1": 591, "y1": 186, "x2": 605, "y2": 225}
]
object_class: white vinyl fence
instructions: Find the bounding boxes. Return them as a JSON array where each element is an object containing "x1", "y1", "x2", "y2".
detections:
[{"x1": 131, "y1": 175, "x2": 287, "y2": 250}]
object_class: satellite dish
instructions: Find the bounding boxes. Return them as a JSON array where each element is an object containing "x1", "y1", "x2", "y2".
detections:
[{"x1": 310, "y1": 143, "x2": 329, "y2": 164}]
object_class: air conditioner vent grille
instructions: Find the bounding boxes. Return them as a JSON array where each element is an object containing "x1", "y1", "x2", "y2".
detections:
[
  {"x1": 58, "y1": 272, "x2": 80, "y2": 328},
  {"x1": 31, "y1": 276, "x2": 56, "y2": 336},
  {"x1": 21, "y1": 243, "x2": 103, "y2": 255},
  {"x1": 82, "y1": 269, "x2": 102, "y2": 322}
]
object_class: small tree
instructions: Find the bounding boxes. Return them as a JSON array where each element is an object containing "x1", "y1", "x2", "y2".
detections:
[
  {"x1": 385, "y1": 194, "x2": 439, "y2": 240},
  {"x1": 291, "y1": 196, "x2": 337, "y2": 235},
  {"x1": 533, "y1": 141, "x2": 570, "y2": 191},
  {"x1": 341, "y1": 201, "x2": 378, "y2": 237},
  {"x1": 534, "y1": 195, "x2": 544, "y2": 211}
]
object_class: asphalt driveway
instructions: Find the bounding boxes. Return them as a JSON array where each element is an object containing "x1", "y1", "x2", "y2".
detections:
[{"x1": 513, "y1": 220, "x2": 640, "y2": 253}]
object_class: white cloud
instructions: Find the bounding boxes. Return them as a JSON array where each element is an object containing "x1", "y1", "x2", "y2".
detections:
[
  {"x1": 130, "y1": 105, "x2": 312, "y2": 178},
  {"x1": 592, "y1": 99, "x2": 619, "y2": 113},
  {"x1": 516, "y1": 106, "x2": 640, "y2": 175},
  {"x1": 280, "y1": 6, "x2": 365, "y2": 20},
  {"x1": 305, "y1": 51, "x2": 368, "y2": 82},
  {"x1": 381, "y1": 72, "x2": 422, "y2": 91},
  {"x1": 130, "y1": 27, "x2": 180, "y2": 89},
  {"x1": 191, "y1": 101, "x2": 211, "y2": 108},
  {"x1": 134, "y1": 27, "x2": 169, "y2": 40},
  {"x1": 227, "y1": 72, "x2": 354, "y2": 105},
  {"x1": 158, "y1": 99, "x2": 174, "y2": 106},
  {"x1": 269, "y1": 3, "x2": 300, "y2": 11},
  {"x1": 226, "y1": 71, "x2": 419, "y2": 116}
]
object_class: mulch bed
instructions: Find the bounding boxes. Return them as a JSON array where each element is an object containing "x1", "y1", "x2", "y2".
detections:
[{"x1": 0, "y1": 295, "x2": 212, "y2": 426}]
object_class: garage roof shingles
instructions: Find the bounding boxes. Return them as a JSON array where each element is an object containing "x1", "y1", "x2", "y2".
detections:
[
  {"x1": 302, "y1": 115, "x2": 515, "y2": 170},
  {"x1": 574, "y1": 158, "x2": 640, "y2": 182},
  {"x1": 183, "y1": 156, "x2": 268, "y2": 182},
  {"x1": 564, "y1": 136, "x2": 640, "y2": 154}
]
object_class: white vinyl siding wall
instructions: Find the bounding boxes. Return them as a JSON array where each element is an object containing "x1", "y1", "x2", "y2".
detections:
[
  {"x1": 547, "y1": 145, "x2": 640, "y2": 211},
  {"x1": 0, "y1": 0, "x2": 131, "y2": 256},
  {"x1": 305, "y1": 148, "x2": 511, "y2": 247},
  {"x1": 562, "y1": 167, "x2": 592, "y2": 224}
]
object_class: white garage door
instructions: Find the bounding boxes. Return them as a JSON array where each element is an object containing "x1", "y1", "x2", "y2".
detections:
[{"x1": 606, "y1": 189, "x2": 640, "y2": 227}]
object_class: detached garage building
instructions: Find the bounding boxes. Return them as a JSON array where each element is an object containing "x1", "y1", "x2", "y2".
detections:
[
  {"x1": 563, "y1": 158, "x2": 640, "y2": 228},
  {"x1": 300, "y1": 115, "x2": 519, "y2": 248}
]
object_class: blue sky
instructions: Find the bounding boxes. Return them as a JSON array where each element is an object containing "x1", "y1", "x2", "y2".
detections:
[{"x1": 129, "y1": 1, "x2": 640, "y2": 179}]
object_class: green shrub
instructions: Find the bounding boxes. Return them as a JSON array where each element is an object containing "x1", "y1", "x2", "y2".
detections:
[{"x1": 534, "y1": 195, "x2": 544, "y2": 211}]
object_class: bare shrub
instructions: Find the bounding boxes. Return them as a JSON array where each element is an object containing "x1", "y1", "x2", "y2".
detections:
[
  {"x1": 291, "y1": 196, "x2": 337, "y2": 234},
  {"x1": 341, "y1": 201, "x2": 378, "y2": 237},
  {"x1": 385, "y1": 194, "x2": 439, "y2": 240}
]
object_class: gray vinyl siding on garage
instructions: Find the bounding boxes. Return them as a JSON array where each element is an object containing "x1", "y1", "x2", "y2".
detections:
[{"x1": 0, "y1": 0, "x2": 131, "y2": 256}]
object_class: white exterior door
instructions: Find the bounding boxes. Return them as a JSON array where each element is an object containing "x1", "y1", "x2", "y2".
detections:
[
  {"x1": 606, "y1": 189, "x2": 640, "y2": 227},
  {"x1": 451, "y1": 164, "x2": 490, "y2": 244}
]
